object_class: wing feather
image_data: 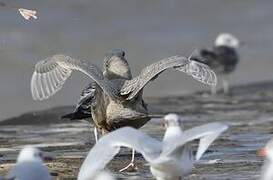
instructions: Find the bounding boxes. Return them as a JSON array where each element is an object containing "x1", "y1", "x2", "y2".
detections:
[
  {"x1": 121, "y1": 55, "x2": 217, "y2": 100},
  {"x1": 41, "y1": 74, "x2": 49, "y2": 96},
  {"x1": 46, "y1": 72, "x2": 54, "y2": 93},
  {"x1": 78, "y1": 127, "x2": 162, "y2": 180},
  {"x1": 175, "y1": 60, "x2": 217, "y2": 87},
  {"x1": 47, "y1": 72, "x2": 56, "y2": 93},
  {"x1": 161, "y1": 122, "x2": 228, "y2": 160},
  {"x1": 61, "y1": 82, "x2": 96, "y2": 120},
  {"x1": 30, "y1": 72, "x2": 38, "y2": 99},
  {"x1": 31, "y1": 54, "x2": 119, "y2": 101}
]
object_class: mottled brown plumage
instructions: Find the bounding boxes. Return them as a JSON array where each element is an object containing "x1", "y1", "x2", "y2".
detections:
[{"x1": 31, "y1": 49, "x2": 217, "y2": 134}]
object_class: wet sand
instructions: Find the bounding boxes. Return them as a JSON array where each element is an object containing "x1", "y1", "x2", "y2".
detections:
[{"x1": 1, "y1": 81, "x2": 273, "y2": 179}]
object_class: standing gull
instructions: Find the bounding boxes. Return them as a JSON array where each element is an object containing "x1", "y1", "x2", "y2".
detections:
[
  {"x1": 30, "y1": 49, "x2": 217, "y2": 170},
  {"x1": 6, "y1": 146, "x2": 51, "y2": 180},
  {"x1": 192, "y1": 33, "x2": 241, "y2": 94},
  {"x1": 77, "y1": 113, "x2": 228, "y2": 180}
]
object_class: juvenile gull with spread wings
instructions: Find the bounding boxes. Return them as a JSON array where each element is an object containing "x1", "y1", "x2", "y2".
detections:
[
  {"x1": 30, "y1": 49, "x2": 217, "y2": 170},
  {"x1": 77, "y1": 114, "x2": 228, "y2": 180}
]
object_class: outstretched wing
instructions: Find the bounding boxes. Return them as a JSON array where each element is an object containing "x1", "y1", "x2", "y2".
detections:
[
  {"x1": 31, "y1": 54, "x2": 119, "y2": 101},
  {"x1": 78, "y1": 127, "x2": 162, "y2": 180},
  {"x1": 61, "y1": 82, "x2": 96, "y2": 120},
  {"x1": 161, "y1": 122, "x2": 228, "y2": 161},
  {"x1": 120, "y1": 55, "x2": 217, "y2": 100}
]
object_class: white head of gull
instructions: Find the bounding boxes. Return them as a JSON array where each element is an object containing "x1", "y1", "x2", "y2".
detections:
[
  {"x1": 215, "y1": 33, "x2": 240, "y2": 49},
  {"x1": 162, "y1": 113, "x2": 183, "y2": 139},
  {"x1": 257, "y1": 139, "x2": 273, "y2": 180},
  {"x1": 77, "y1": 113, "x2": 228, "y2": 180},
  {"x1": 7, "y1": 146, "x2": 51, "y2": 180}
]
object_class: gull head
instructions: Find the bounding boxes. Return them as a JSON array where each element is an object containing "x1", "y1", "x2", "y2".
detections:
[
  {"x1": 162, "y1": 113, "x2": 182, "y2": 128},
  {"x1": 215, "y1": 33, "x2": 240, "y2": 49},
  {"x1": 257, "y1": 139, "x2": 273, "y2": 161},
  {"x1": 103, "y1": 49, "x2": 132, "y2": 79},
  {"x1": 17, "y1": 146, "x2": 52, "y2": 163}
]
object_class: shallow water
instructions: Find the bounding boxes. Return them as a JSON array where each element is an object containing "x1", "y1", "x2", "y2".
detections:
[
  {"x1": 1, "y1": 81, "x2": 273, "y2": 179},
  {"x1": 1, "y1": 0, "x2": 273, "y2": 120}
]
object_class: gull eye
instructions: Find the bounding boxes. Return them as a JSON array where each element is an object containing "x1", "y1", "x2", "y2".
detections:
[{"x1": 105, "y1": 61, "x2": 109, "y2": 68}]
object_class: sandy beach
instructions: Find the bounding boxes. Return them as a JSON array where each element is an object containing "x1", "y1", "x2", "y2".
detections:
[{"x1": 1, "y1": 81, "x2": 273, "y2": 179}]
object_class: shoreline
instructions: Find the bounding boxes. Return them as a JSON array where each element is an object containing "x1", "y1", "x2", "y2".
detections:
[
  {"x1": 1, "y1": 80, "x2": 273, "y2": 126},
  {"x1": 1, "y1": 80, "x2": 273, "y2": 179}
]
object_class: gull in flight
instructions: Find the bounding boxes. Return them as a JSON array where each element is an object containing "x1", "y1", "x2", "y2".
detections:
[
  {"x1": 257, "y1": 138, "x2": 273, "y2": 180},
  {"x1": 191, "y1": 33, "x2": 241, "y2": 94},
  {"x1": 77, "y1": 113, "x2": 228, "y2": 180},
  {"x1": 30, "y1": 49, "x2": 217, "y2": 171},
  {"x1": 5, "y1": 146, "x2": 51, "y2": 180},
  {"x1": 0, "y1": 2, "x2": 37, "y2": 20}
]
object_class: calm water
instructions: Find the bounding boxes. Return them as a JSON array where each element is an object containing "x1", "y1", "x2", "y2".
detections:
[{"x1": 0, "y1": 0, "x2": 273, "y2": 120}]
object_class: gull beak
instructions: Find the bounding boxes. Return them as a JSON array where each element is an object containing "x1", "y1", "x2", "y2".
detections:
[
  {"x1": 160, "y1": 118, "x2": 166, "y2": 129},
  {"x1": 257, "y1": 147, "x2": 267, "y2": 157}
]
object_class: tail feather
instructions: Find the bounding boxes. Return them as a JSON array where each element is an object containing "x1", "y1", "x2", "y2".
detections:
[
  {"x1": 61, "y1": 112, "x2": 91, "y2": 120},
  {"x1": 61, "y1": 113, "x2": 76, "y2": 120}
]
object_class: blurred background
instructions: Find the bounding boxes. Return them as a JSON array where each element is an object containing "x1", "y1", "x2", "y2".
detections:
[{"x1": 0, "y1": 0, "x2": 272, "y2": 121}]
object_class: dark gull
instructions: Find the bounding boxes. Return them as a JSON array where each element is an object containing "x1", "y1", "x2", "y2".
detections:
[
  {"x1": 192, "y1": 33, "x2": 240, "y2": 94},
  {"x1": 30, "y1": 49, "x2": 217, "y2": 171}
]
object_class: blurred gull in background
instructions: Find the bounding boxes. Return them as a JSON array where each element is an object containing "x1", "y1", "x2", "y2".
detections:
[
  {"x1": 192, "y1": 33, "x2": 241, "y2": 94},
  {"x1": 0, "y1": 1, "x2": 37, "y2": 20},
  {"x1": 18, "y1": 8, "x2": 37, "y2": 20},
  {"x1": 6, "y1": 146, "x2": 51, "y2": 180}
]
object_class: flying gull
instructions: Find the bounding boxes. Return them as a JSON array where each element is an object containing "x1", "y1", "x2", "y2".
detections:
[
  {"x1": 0, "y1": 2, "x2": 37, "y2": 20},
  {"x1": 77, "y1": 113, "x2": 228, "y2": 180},
  {"x1": 30, "y1": 49, "x2": 217, "y2": 170},
  {"x1": 192, "y1": 33, "x2": 241, "y2": 94}
]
